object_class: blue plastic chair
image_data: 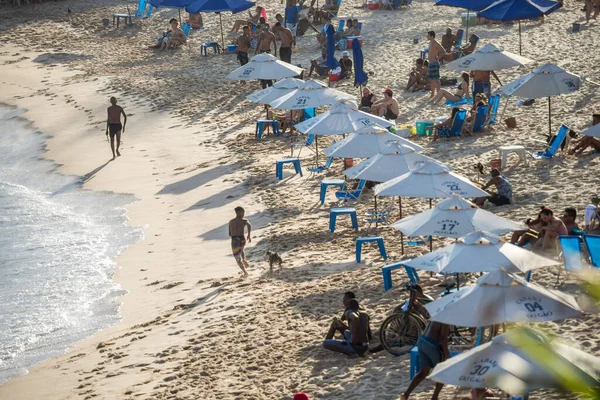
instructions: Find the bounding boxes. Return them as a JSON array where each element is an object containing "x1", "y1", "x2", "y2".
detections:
[
  {"x1": 303, "y1": 108, "x2": 316, "y2": 120},
  {"x1": 335, "y1": 179, "x2": 366, "y2": 201},
  {"x1": 487, "y1": 94, "x2": 501, "y2": 126},
  {"x1": 336, "y1": 20, "x2": 345, "y2": 32},
  {"x1": 381, "y1": 262, "x2": 420, "y2": 291},
  {"x1": 532, "y1": 124, "x2": 568, "y2": 159},
  {"x1": 201, "y1": 41, "x2": 221, "y2": 56},
  {"x1": 583, "y1": 235, "x2": 600, "y2": 268},
  {"x1": 454, "y1": 29, "x2": 464, "y2": 49},
  {"x1": 275, "y1": 158, "x2": 303, "y2": 180},
  {"x1": 136, "y1": 0, "x2": 152, "y2": 18},
  {"x1": 468, "y1": 104, "x2": 489, "y2": 134},
  {"x1": 438, "y1": 109, "x2": 467, "y2": 139},
  {"x1": 329, "y1": 207, "x2": 358, "y2": 232},
  {"x1": 307, "y1": 154, "x2": 334, "y2": 174},
  {"x1": 558, "y1": 235, "x2": 585, "y2": 272},
  {"x1": 181, "y1": 22, "x2": 192, "y2": 37},
  {"x1": 356, "y1": 237, "x2": 387, "y2": 263},
  {"x1": 256, "y1": 120, "x2": 280, "y2": 139},
  {"x1": 291, "y1": 134, "x2": 315, "y2": 157}
]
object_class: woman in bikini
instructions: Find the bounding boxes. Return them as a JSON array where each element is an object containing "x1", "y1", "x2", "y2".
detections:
[{"x1": 431, "y1": 72, "x2": 469, "y2": 105}]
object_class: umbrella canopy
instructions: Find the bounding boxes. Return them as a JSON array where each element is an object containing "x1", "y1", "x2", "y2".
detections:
[
  {"x1": 324, "y1": 125, "x2": 424, "y2": 158},
  {"x1": 269, "y1": 80, "x2": 354, "y2": 110},
  {"x1": 352, "y1": 35, "x2": 368, "y2": 88},
  {"x1": 246, "y1": 78, "x2": 304, "y2": 104},
  {"x1": 374, "y1": 161, "x2": 489, "y2": 199},
  {"x1": 429, "y1": 327, "x2": 600, "y2": 395},
  {"x1": 426, "y1": 269, "x2": 584, "y2": 326},
  {"x1": 582, "y1": 123, "x2": 600, "y2": 138},
  {"x1": 343, "y1": 143, "x2": 437, "y2": 182},
  {"x1": 501, "y1": 63, "x2": 581, "y2": 135},
  {"x1": 151, "y1": 0, "x2": 193, "y2": 7},
  {"x1": 294, "y1": 99, "x2": 393, "y2": 135},
  {"x1": 446, "y1": 43, "x2": 533, "y2": 71},
  {"x1": 325, "y1": 24, "x2": 339, "y2": 69},
  {"x1": 478, "y1": 0, "x2": 561, "y2": 55},
  {"x1": 227, "y1": 53, "x2": 302, "y2": 81},
  {"x1": 390, "y1": 194, "x2": 526, "y2": 238},
  {"x1": 187, "y1": 0, "x2": 255, "y2": 13},
  {"x1": 434, "y1": 0, "x2": 496, "y2": 10},
  {"x1": 403, "y1": 231, "x2": 559, "y2": 274}
]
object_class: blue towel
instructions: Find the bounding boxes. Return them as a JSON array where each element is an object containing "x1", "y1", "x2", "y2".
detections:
[{"x1": 446, "y1": 97, "x2": 473, "y2": 107}]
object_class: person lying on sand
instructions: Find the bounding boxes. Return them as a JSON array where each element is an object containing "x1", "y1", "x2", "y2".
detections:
[
  {"x1": 186, "y1": 12, "x2": 203, "y2": 29},
  {"x1": 431, "y1": 72, "x2": 469, "y2": 104},
  {"x1": 323, "y1": 298, "x2": 371, "y2": 356},
  {"x1": 371, "y1": 88, "x2": 399, "y2": 121},
  {"x1": 231, "y1": 6, "x2": 264, "y2": 32},
  {"x1": 149, "y1": 18, "x2": 186, "y2": 50},
  {"x1": 229, "y1": 206, "x2": 252, "y2": 277},
  {"x1": 474, "y1": 168, "x2": 512, "y2": 207},
  {"x1": 533, "y1": 207, "x2": 568, "y2": 254},
  {"x1": 569, "y1": 114, "x2": 600, "y2": 155},
  {"x1": 401, "y1": 321, "x2": 450, "y2": 400},
  {"x1": 106, "y1": 96, "x2": 126, "y2": 160}
]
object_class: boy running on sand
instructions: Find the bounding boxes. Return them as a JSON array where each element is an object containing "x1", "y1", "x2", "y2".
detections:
[{"x1": 229, "y1": 206, "x2": 252, "y2": 277}]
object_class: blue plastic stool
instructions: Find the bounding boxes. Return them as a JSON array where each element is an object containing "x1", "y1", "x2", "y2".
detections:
[
  {"x1": 320, "y1": 178, "x2": 345, "y2": 204},
  {"x1": 329, "y1": 207, "x2": 358, "y2": 232},
  {"x1": 381, "y1": 262, "x2": 419, "y2": 291},
  {"x1": 356, "y1": 237, "x2": 387, "y2": 263},
  {"x1": 256, "y1": 120, "x2": 280, "y2": 139},
  {"x1": 275, "y1": 158, "x2": 302, "y2": 180},
  {"x1": 201, "y1": 41, "x2": 221, "y2": 55}
]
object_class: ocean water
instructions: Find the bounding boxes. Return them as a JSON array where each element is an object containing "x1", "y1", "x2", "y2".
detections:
[{"x1": 0, "y1": 104, "x2": 143, "y2": 385}]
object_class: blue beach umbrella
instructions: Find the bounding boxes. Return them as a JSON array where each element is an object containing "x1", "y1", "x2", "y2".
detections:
[
  {"x1": 435, "y1": 0, "x2": 497, "y2": 38},
  {"x1": 352, "y1": 38, "x2": 367, "y2": 89},
  {"x1": 325, "y1": 24, "x2": 339, "y2": 69},
  {"x1": 477, "y1": 0, "x2": 561, "y2": 54},
  {"x1": 150, "y1": 0, "x2": 195, "y2": 24},
  {"x1": 186, "y1": 0, "x2": 255, "y2": 49}
]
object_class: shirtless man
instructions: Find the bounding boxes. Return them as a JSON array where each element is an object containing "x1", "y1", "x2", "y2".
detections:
[
  {"x1": 569, "y1": 114, "x2": 600, "y2": 155},
  {"x1": 562, "y1": 208, "x2": 580, "y2": 235},
  {"x1": 106, "y1": 97, "x2": 127, "y2": 160},
  {"x1": 273, "y1": 22, "x2": 295, "y2": 64},
  {"x1": 323, "y1": 298, "x2": 371, "y2": 356},
  {"x1": 427, "y1": 31, "x2": 444, "y2": 98},
  {"x1": 534, "y1": 208, "x2": 568, "y2": 253},
  {"x1": 231, "y1": 6, "x2": 263, "y2": 32},
  {"x1": 255, "y1": 23, "x2": 277, "y2": 56},
  {"x1": 401, "y1": 321, "x2": 450, "y2": 400},
  {"x1": 186, "y1": 12, "x2": 203, "y2": 29},
  {"x1": 441, "y1": 28, "x2": 456, "y2": 52},
  {"x1": 228, "y1": 206, "x2": 252, "y2": 277},
  {"x1": 237, "y1": 25, "x2": 252, "y2": 66},
  {"x1": 371, "y1": 88, "x2": 399, "y2": 121},
  {"x1": 471, "y1": 70, "x2": 501, "y2": 98}
]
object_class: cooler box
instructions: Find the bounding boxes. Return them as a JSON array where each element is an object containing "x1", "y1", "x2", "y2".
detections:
[
  {"x1": 395, "y1": 128, "x2": 410, "y2": 138},
  {"x1": 227, "y1": 44, "x2": 238, "y2": 53},
  {"x1": 329, "y1": 72, "x2": 341, "y2": 82},
  {"x1": 347, "y1": 36, "x2": 363, "y2": 49},
  {"x1": 367, "y1": 3, "x2": 379, "y2": 9},
  {"x1": 415, "y1": 120, "x2": 434, "y2": 136},
  {"x1": 461, "y1": 12, "x2": 477, "y2": 26}
]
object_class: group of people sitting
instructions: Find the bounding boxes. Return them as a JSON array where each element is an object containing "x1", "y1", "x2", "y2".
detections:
[{"x1": 308, "y1": 47, "x2": 353, "y2": 79}]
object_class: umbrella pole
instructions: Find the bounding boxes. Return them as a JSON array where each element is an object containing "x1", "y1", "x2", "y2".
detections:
[
  {"x1": 498, "y1": 97, "x2": 508, "y2": 125},
  {"x1": 316, "y1": 135, "x2": 319, "y2": 166},
  {"x1": 179, "y1": 9, "x2": 181, "y2": 25},
  {"x1": 548, "y1": 96, "x2": 552, "y2": 137},
  {"x1": 219, "y1": 13, "x2": 225, "y2": 51},
  {"x1": 429, "y1": 198, "x2": 433, "y2": 252},
  {"x1": 518, "y1": 20, "x2": 522, "y2": 55},
  {"x1": 374, "y1": 195, "x2": 378, "y2": 228},
  {"x1": 290, "y1": 110, "x2": 293, "y2": 157},
  {"x1": 465, "y1": 10, "x2": 469, "y2": 40},
  {"x1": 399, "y1": 197, "x2": 404, "y2": 255}
]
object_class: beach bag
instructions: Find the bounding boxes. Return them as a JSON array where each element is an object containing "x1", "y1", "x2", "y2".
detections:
[{"x1": 440, "y1": 76, "x2": 457, "y2": 86}]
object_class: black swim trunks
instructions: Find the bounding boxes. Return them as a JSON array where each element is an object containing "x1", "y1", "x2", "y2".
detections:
[
  {"x1": 385, "y1": 108, "x2": 398, "y2": 121},
  {"x1": 108, "y1": 123, "x2": 122, "y2": 138},
  {"x1": 237, "y1": 51, "x2": 249, "y2": 66},
  {"x1": 280, "y1": 46, "x2": 292, "y2": 64}
]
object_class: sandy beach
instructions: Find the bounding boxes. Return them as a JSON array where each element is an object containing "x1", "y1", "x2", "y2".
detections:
[{"x1": 0, "y1": 0, "x2": 599, "y2": 398}]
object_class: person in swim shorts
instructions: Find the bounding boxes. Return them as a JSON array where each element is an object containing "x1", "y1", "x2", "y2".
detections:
[
  {"x1": 228, "y1": 206, "x2": 252, "y2": 277},
  {"x1": 237, "y1": 25, "x2": 252, "y2": 66},
  {"x1": 106, "y1": 97, "x2": 127, "y2": 160},
  {"x1": 401, "y1": 321, "x2": 450, "y2": 400},
  {"x1": 371, "y1": 88, "x2": 399, "y2": 121},
  {"x1": 427, "y1": 30, "x2": 444, "y2": 98}
]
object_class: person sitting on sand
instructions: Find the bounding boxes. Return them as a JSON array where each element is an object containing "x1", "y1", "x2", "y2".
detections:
[
  {"x1": 441, "y1": 28, "x2": 457, "y2": 52},
  {"x1": 231, "y1": 6, "x2": 265, "y2": 32},
  {"x1": 569, "y1": 114, "x2": 600, "y2": 155},
  {"x1": 562, "y1": 207, "x2": 580, "y2": 235},
  {"x1": 371, "y1": 88, "x2": 399, "y2": 121},
  {"x1": 229, "y1": 206, "x2": 252, "y2": 277},
  {"x1": 149, "y1": 18, "x2": 186, "y2": 50},
  {"x1": 474, "y1": 168, "x2": 512, "y2": 207},
  {"x1": 325, "y1": 291, "x2": 358, "y2": 340},
  {"x1": 401, "y1": 321, "x2": 450, "y2": 400},
  {"x1": 323, "y1": 298, "x2": 371, "y2": 356},
  {"x1": 410, "y1": 60, "x2": 430, "y2": 92},
  {"x1": 431, "y1": 72, "x2": 469, "y2": 104},
  {"x1": 106, "y1": 96, "x2": 127, "y2": 160},
  {"x1": 308, "y1": 47, "x2": 332, "y2": 77},
  {"x1": 267, "y1": 109, "x2": 303, "y2": 133},
  {"x1": 511, "y1": 207, "x2": 546, "y2": 247},
  {"x1": 186, "y1": 12, "x2": 203, "y2": 29},
  {"x1": 533, "y1": 207, "x2": 568, "y2": 253},
  {"x1": 405, "y1": 58, "x2": 426, "y2": 91},
  {"x1": 350, "y1": 19, "x2": 361, "y2": 36},
  {"x1": 340, "y1": 51, "x2": 353, "y2": 79},
  {"x1": 360, "y1": 87, "x2": 376, "y2": 111},
  {"x1": 427, "y1": 107, "x2": 461, "y2": 141}
]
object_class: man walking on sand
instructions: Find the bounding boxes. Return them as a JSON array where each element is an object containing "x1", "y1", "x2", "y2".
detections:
[
  {"x1": 106, "y1": 97, "x2": 127, "y2": 160},
  {"x1": 229, "y1": 206, "x2": 252, "y2": 277},
  {"x1": 427, "y1": 31, "x2": 444, "y2": 98},
  {"x1": 401, "y1": 321, "x2": 450, "y2": 400}
]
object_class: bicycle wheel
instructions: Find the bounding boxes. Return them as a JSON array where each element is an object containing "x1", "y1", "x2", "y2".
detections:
[
  {"x1": 379, "y1": 313, "x2": 424, "y2": 356},
  {"x1": 450, "y1": 325, "x2": 498, "y2": 349}
]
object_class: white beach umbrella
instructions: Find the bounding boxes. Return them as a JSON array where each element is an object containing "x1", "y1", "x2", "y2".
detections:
[
  {"x1": 429, "y1": 327, "x2": 600, "y2": 395},
  {"x1": 293, "y1": 99, "x2": 393, "y2": 135},
  {"x1": 343, "y1": 143, "x2": 436, "y2": 182},
  {"x1": 403, "y1": 231, "x2": 559, "y2": 274},
  {"x1": 374, "y1": 161, "x2": 489, "y2": 199},
  {"x1": 246, "y1": 78, "x2": 305, "y2": 104},
  {"x1": 324, "y1": 125, "x2": 423, "y2": 158},
  {"x1": 391, "y1": 194, "x2": 526, "y2": 239},
  {"x1": 227, "y1": 53, "x2": 303, "y2": 80},
  {"x1": 582, "y1": 123, "x2": 600, "y2": 138},
  {"x1": 446, "y1": 43, "x2": 533, "y2": 72},
  {"x1": 501, "y1": 63, "x2": 581, "y2": 135},
  {"x1": 425, "y1": 269, "x2": 583, "y2": 326},
  {"x1": 269, "y1": 80, "x2": 354, "y2": 110}
]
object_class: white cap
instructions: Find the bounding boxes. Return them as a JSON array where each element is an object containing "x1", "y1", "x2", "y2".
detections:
[{"x1": 342, "y1": 51, "x2": 349, "y2": 57}]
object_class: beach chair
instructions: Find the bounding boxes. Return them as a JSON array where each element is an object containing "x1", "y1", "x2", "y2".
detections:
[
  {"x1": 307, "y1": 153, "x2": 335, "y2": 174},
  {"x1": 291, "y1": 134, "x2": 315, "y2": 157},
  {"x1": 181, "y1": 22, "x2": 192, "y2": 37},
  {"x1": 136, "y1": 0, "x2": 153, "y2": 18},
  {"x1": 583, "y1": 235, "x2": 600, "y2": 268},
  {"x1": 466, "y1": 104, "x2": 488, "y2": 134},
  {"x1": 336, "y1": 19, "x2": 345, "y2": 32},
  {"x1": 454, "y1": 29, "x2": 464, "y2": 49},
  {"x1": 558, "y1": 235, "x2": 585, "y2": 276},
  {"x1": 437, "y1": 109, "x2": 467, "y2": 139},
  {"x1": 335, "y1": 179, "x2": 366, "y2": 201},
  {"x1": 487, "y1": 94, "x2": 501, "y2": 126},
  {"x1": 531, "y1": 124, "x2": 568, "y2": 159},
  {"x1": 364, "y1": 196, "x2": 394, "y2": 226},
  {"x1": 446, "y1": 97, "x2": 473, "y2": 107}
]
